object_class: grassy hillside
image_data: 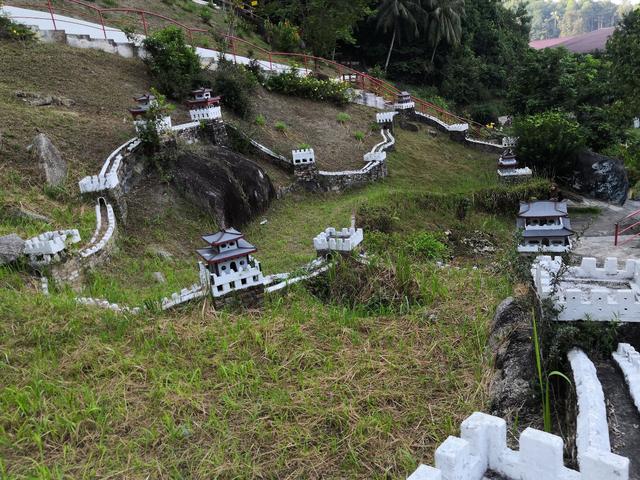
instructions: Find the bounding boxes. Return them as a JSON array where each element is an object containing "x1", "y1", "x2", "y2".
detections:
[{"x1": 0, "y1": 35, "x2": 542, "y2": 479}]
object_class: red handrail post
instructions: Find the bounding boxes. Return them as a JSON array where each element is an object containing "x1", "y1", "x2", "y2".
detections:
[
  {"x1": 615, "y1": 223, "x2": 619, "y2": 246},
  {"x1": 140, "y1": 12, "x2": 148, "y2": 35},
  {"x1": 98, "y1": 10, "x2": 107, "y2": 40},
  {"x1": 268, "y1": 52, "x2": 273, "y2": 72},
  {"x1": 47, "y1": 0, "x2": 58, "y2": 31},
  {"x1": 188, "y1": 28, "x2": 194, "y2": 44},
  {"x1": 231, "y1": 37, "x2": 237, "y2": 63}
]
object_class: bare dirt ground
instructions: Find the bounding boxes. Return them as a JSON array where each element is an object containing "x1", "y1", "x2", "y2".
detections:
[{"x1": 228, "y1": 87, "x2": 380, "y2": 172}]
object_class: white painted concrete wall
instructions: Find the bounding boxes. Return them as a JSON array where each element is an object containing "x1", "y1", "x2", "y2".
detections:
[{"x1": 612, "y1": 343, "x2": 640, "y2": 414}]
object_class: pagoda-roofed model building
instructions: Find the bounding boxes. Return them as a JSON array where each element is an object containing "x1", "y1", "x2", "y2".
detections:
[
  {"x1": 197, "y1": 228, "x2": 264, "y2": 307},
  {"x1": 517, "y1": 200, "x2": 574, "y2": 253},
  {"x1": 129, "y1": 93, "x2": 172, "y2": 133},
  {"x1": 394, "y1": 91, "x2": 415, "y2": 111},
  {"x1": 186, "y1": 87, "x2": 222, "y2": 122},
  {"x1": 497, "y1": 149, "x2": 532, "y2": 182}
]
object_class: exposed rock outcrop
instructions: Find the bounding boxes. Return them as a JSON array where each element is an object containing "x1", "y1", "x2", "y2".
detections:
[
  {"x1": 171, "y1": 145, "x2": 275, "y2": 228},
  {"x1": 0, "y1": 234, "x2": 25, "y2": 265},
  {"x1": 568, "y1": 151, "x2": 628, "y2": 205},
  {"x1": 29, "y1": 133, "x2": 67, "y2": 187}
]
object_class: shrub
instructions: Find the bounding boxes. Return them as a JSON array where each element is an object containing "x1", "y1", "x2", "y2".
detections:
[
  {"x1": 336, "y1": 112, "x2": 351, "y2": 124},
  {"x1": 199, "y1": 6, "x2": 213, "y2": 24},
  {"x1": 298, "y1": 143, "x2": 311, "y2": 149},
  {"x1": 264, "y1": 19, "x2": 301, "y2": 52},
  {"x1": 136, "y1": 88, "x2": 175, "y2": 155},
  {"x1": 354, "y1": 131, "x2": 365, "y2": 142},
  {"x1": 0, "y1": 13, "x2": 36, "y2": 41},
  {"x1": 513, "y1": 111, "x2": 586, "y2": 177},
  {"x1": 407, "y1": 232, "x2": 448, "y2": 260},
  {"x1": 470, "y1": 102, "x2": 500, "y2": 126},
  {"x1": 142, "y1": 26, "x2": 202, "y2": 99},
  {"x1": 255, "y1": 114, "x2": 266, "y2": 126},
  {"x1": 265, "y1": 71, "x2": 351, "y2": 106},
  {"x1": 206, "y1": 59, "x2": 257, "y2": 118},
  {"x1": 274, "y1": 121, "x2": 287, "y2": 133}
]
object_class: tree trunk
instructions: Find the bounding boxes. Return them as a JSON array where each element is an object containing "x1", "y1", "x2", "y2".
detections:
[
  {"x1": 384, "y1": 27, "x2": 397, "y2": 72},
  {"x1": 430, "y1": 38, "x2": 440, "y2": 64}
]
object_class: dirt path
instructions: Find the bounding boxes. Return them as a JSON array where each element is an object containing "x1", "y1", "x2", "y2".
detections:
[{"x1": 596, "y1": 358, "x2": 640, "y2": 479}]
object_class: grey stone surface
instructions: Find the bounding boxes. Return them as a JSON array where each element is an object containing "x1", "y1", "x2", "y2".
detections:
[
  {"x1": 5, "y1": 206, "x2": 51, "y2": 224},
  {"x1": 149, "y1": 247, "x2": 173, "y2": 259},
  {"x1": 30, "y1": 133, "x2": 67, "y2": 187},
  {"x1": 152, "y1": 271, "x2": 167, "y2": 284},
  {"x1": 0, "y1": 234, "x2": 25, "y2": 265},
  {"x1": 568, "y1": 151, "x2": 629, "y2": 205}
]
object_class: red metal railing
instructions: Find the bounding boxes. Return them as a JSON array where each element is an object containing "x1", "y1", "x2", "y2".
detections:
[
  {"x1": 10, "y1": 0, "x2": 499, "y2": 141},
  {"x1": 614, "y1": 208, "x2": 640, "y2": 246}
]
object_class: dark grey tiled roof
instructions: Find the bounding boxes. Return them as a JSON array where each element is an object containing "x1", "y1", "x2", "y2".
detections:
[
  {"x1": 518, "y1": 201, "x2": 568, "y2": 218},
  {"x1": 202, "y1": 228, "x2": 243, "y2": 246},
  {"x1": 197, "y1": 238, "x2": 257, "y2": 264},
  {"x1": 522, "y1": 228, "x2": 574, "y2": 238}
]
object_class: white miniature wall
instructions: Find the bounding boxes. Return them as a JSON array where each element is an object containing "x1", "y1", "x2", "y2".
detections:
[
  {"x1": 313, "y1": 227, "x2": 364, "y2": 252},
  {"x1": 24, "y1": 229, "x2": 81, "y2": 257},
  {"x1": 76, "y1": 296, "x2": 141, "y2": 315},
  {"x1": 532, "y1": 256, "x2": 640, "y2": 321},
  {"x1": 376, "y1": 111, "x2": 397, "y2": 124},
  {"x1": 189, "y1": 105, "x2": 222, "y2": 121},
  {"x1": 79, "y1": 203, "x2": 116, "y2": 258},
  {"x1": 612, "y1": 343, "x2": 640, "y2": 413},
  {"x1": 394, "y1": 99, "x2": 415, "y2": 110},
  {"x1": 498, "y1": 167, "x2": 532, "y2": 177},
  {"x1": 407, "y1": 411, "x2": 629, "y2": 480},
  {"x1": 78, "y1": 137, "x2": 140, "y2": 193},
  {"x1": 568, "y1": 348, "x2": 611, "y2": 469},
  {"x1": 210, "y1": 257, "x2": 264, "y2": 298},
  {"x1": 291, "y1": 148, "x2": 315, "y2": 165},
  {"x1": 134, "y1": 115, "x2": 172, "y2": 134},
  {"x1": 502, "y1": 136, "x2": 518, "y2": 147},
  {"x1": 364, "y1": 151, "x2": 386, "y2": 163}
]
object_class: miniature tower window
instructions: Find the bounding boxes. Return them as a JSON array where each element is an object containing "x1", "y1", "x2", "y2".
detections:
[
  {"x1": 516, "y1": 200, "x2": 574, "y2": 254},
  {"x1": 186, "y1": 87, "x2": 222, "y2": 122},
  {"x1": 196, "y1": 228, "x2": 264, "y2": 299},
  {"x1": 129, "y1": 93, "x2": 172, "y2": 133}
]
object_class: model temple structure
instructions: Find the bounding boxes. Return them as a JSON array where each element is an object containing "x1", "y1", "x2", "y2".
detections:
[
  {"x1": 197, "y1": 228, "x2": 264, "y2": 306},
  {"x1": 517, "y1": 200, "x2": 574, "y2": 253},
  {"x1": 497, "y1": 149, "x2": 532, "y2": 182},
  {"x1": 128, "y1": 93, "x2": 172, "y2": 133},
  {"x1": 186, "y1": 87, "x2": 222, "y2": 122}
]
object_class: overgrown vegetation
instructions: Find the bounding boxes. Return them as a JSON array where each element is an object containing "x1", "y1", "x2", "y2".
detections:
[
  {"x1": 0, "y1": 10, "x2": 35, "y2": 41},
  {"x1": 142, "y1": 26, "x2": 202, "y2": 99},
  {"x1": 265, "y1": 70, "x2": 351, "y2": 106},
  {"x1": 205, "y1": 58, "x2": 258, "y2": 118}
]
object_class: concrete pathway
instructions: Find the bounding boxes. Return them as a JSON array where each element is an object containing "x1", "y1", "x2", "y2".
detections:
[
  {"x1": 570, "y1": 197, "x2": 640, "y2": 261},
  {"x1": 2, "y1": 5, "x2": 302, "y2": 74}
]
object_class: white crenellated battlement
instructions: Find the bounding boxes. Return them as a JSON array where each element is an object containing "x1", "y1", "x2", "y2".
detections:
[
  {"x1": 134, "y1": 115, "x2": 172, "y2": 134},
  {"x1": 24, "y1": 229, "x2": 81, "y2": 265},
  {"x1": 364, "y1": 151, "x2": 386, "y2": 162},
  {"x1": 189, "y1": 105, "x2": 222, "y2": 121},
  {"x1": 498, "y1": 167, "x2": 532, "y2": 177},
  {"x1": 612, "y1": 343, "x2": 640, "y2": 413},
  {"x1": 407, "y1": 411, "x2": 629, "y2": 480},
  {"x1": 291, "y1": 148, "x2": 315, "y2": 165},
  {"x1": 210, "y1": 256, "x2": 264, "y2": 298},
  {"x1": 313, "y1": 227, "x2": 363, "y2": 253},
  {"x1": 78, "y1": 137, "x2": 140, "y2": 193},
  {"x1": 376, "y1": 111, "x2": 397, "y2": 124},
  {"x1": 532, "y1": 256, "x2": 640, "y2": 321},
  {"x1": 76, "y1": 296, "x2": 141, "y2": 314},
  {"x1": 502, "y1": 136, "x2": 518, "y2": 147}
]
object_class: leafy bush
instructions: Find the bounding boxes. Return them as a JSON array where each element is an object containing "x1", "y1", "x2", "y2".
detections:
[
  {"x1": 354, "y1": 131, "x2": 365, "y2": 142},
  {"x1": 513, "y1": 111, "x2": 586, "y2": 177},
  {"x1": 470, "y1": 102, "x2": 501, "y2": 126},
  {"x1": 255, "y1": 114, "x2": 266, "y2": 126},
  {"x1": 206, "y1": 59, "x2": 257, "y2": 118},
  {"x1": 0, "y1": 14, "x2": 35, "y2": 41},
  {"x1": 265, "y1": 71, "x2": 351, "y2": 106},
  {"x1": 142, "y1": 26, "x2": 202, "y2": 99},
  {"x1": 407, "y1": 232, "x2": 448, "y2": 260},
  {"x1": 199, "y1": 6, "x2": 213, "y2": 24},
  {"x1": 264, "y1": 19, "x2": 301, "y2": 52},
  {"x1": 136, "y1": 88, "x2": 175, "y2": 155}
]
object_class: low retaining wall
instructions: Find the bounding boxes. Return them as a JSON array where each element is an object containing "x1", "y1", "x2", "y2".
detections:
[
  {"x1": 568, "y1": 348, "x2": 611, "y2": 469},
  {"x1": 407, "y1": 411, "x2": 629, "y2": 480},
  {"x1": 612, "y1": 343, "x2": 640, "y2": 413}
]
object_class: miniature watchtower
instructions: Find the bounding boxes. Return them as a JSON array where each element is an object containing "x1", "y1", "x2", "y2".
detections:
[
  {"x1": 394, "y1": 91, "x2": 415, "y2": 112},
  {"x1": 129, "y1": 93, "x2": 172, "y2": 133},
  {"x1": 516, "y1": 200, "x2": 574, "y2": 253},
  {"x1": 497, "y1": 149, "x2": 532, "y2": 183},
  {"x1": 291, "y1": 148, "x2": 318, "y2": 181},
  {"x1": 197, "y1": 228, "x2": 264, "y2": 308},
  {"x1": 186, "y1": 87, "x2": 222, "y2": 122}
]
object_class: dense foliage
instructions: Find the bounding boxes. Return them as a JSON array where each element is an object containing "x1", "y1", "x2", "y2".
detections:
[
  {"x1": 265, "y1": 71, "x2": 352, "y2": 105},
  {"x1": 0, "y1": 11, "x2": 35, "y2": 40},
  {"x1": 205, "y1": 59, "x2": 258, "y2": 118},
  {"x1": 607, "y1": 9, "x2": 640, "y2": 122},
  {"x1": 142, "y1": 26, "x2": 202, "y2": 99},
  {"x1": 513, "y1": 111, "x2": 585, "y2": 177}
]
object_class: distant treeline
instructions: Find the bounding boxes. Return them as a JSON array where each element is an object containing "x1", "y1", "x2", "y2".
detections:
[{"x1": 504, "y1": 0, "x2": 636, "y2": 40}]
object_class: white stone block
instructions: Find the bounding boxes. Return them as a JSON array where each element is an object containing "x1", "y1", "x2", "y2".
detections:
[
  {"x1": 605, "y1": 257, "x2": 619, "y2": 275},
  {"x1": 520, "y1": 427, "x2": 565, "y2": 479},
  {"x1": 292, "y1": 148, "x2": 315, "y2": 165},
  {"x1": 406, "y1": 465, "x2": 442, "y2": 480},
  {"x1": 581, "y1": 449, "x2": 629, "y2": 480}
]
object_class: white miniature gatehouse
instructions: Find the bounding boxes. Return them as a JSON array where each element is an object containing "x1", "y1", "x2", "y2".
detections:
[
  {"x1": 197, "y1": 228, "x2": 264, "y2": 298},
  {"x1": 186, "y1": 87, "x2": 222, "y2": 122}
]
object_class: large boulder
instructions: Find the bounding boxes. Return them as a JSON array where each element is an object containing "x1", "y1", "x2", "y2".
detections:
[
  {"x1": 30, "y1": 133, "x2": 67, "y2": 187},
  {"x1": 568, "y1": 151, "x2": 628, "y2": 205},
  {"x1": 0, "y1": 234, "x2": 25, "y2": 265},
  {"x1": 171, "y1": 145, "x2": 275, "y2": 227}
]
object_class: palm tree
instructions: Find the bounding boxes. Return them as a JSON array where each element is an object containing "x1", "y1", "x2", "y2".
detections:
[
  {"x1": 376, "y1": 0, "x2": 426, "y2": 72},
  {"x1": 423, "y1": 0, "x2": 464, "y2": 64}
]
